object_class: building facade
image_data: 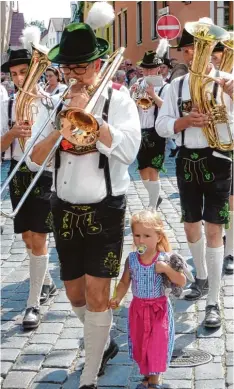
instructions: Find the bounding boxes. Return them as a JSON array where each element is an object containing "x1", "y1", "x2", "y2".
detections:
[
  {"x1": 46, "y1": 18, "x2": 70, "y2": 49},
  {"x1": 114, "y1": 1, "x2": 233, "y2": 64},
  {"x1": 1, "y1": 1, "x2": 14, "y2": 56}
]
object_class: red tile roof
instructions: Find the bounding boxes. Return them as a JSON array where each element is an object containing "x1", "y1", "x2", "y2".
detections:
[{"x1": 10, "y1": 12, "x2": 25, "y2": 46}]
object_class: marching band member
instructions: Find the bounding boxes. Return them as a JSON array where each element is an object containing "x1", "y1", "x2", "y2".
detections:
[
  {"x1": 131, "y1": 41, "x2": 170, "y2": 211},
  {"x1": 212, "y1": 42, "x2": 234, "y2": 275},
  {"x1": 156, "y1": 20, "x2": 233, "y2": 328},
  {"x1": 44, "y1": 66, "x2": 67, "y2": 96},
  {"x1": 0, "y1": 28, "x2": 56, "y2": 330},
  {"x1": 26, "y1": 3, "x2": 141, "y2": 388}
]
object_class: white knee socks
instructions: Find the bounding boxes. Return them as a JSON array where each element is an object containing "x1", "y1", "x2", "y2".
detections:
[
  {"x1": 72, "y1": 305, "x2": 86, "y2": 325},
  {"x1": 225, "y1": 211, "x2": 234, "y2": 257},
  {"x1": 206, "y1": 246, "x2": 224, "y2": 306},
  {"x1": 27, "y1": 253, "x2": 48, "y2": 308},
  {"x1": 43, "y1": 269, "x2": 53, "y2": 286},
  {"x1": 79, "y1": 309, "x2": 113, "y2": 388},
  {"x1": 188, "y1": 235, "x2": 207, "y2": 279},
  {"x1": 142, "y1": 180, "x2": 161, "y2": 209}
]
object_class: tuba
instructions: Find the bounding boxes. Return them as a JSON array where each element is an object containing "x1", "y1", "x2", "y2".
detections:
[
  {"x1": 185, "y1": 21, "x2": 233, "y2": 151},
  {"x1": 131, "y1": 81, "x2": 153, "y2": 110},
  {"x1": 15, "y1": 44, "x2": 50, "y2": 151},
  {"x1": 219, "y1": 31, "x2": 234, "y2": 73}
]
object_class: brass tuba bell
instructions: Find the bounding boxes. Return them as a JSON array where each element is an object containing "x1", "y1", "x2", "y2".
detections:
[{"x1": 219, "y1": 31, "x2": 234, "y2": 73}]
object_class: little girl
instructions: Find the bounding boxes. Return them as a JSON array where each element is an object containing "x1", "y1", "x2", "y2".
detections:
[{"x1": 109, "y1": 210, "x2": 186, "y2": 389}]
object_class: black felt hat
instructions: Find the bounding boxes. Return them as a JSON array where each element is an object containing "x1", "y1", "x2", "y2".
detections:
[
  {"x1": 177, "y1": 28, "x2": 194, "y2": 49},
  {"x1": 213, "y1": 42, "x2": 225, "y2": 53},
  {"x1": 162, "y1": 56, "x2": 173, "y2": 69},
  {"x1": 139, "y1": 51, "x2": 162, "y2": 69},
  {"x1": 48, "y1": 23, "x2": 110, "y2": 64},
  {"x1": 1, "y1": 49, "x2": 31, "y2": 72}
]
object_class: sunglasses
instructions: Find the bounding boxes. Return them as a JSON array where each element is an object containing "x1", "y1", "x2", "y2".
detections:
[{"x1": 126, "y1": 63, "x2": 132, "y2": 66}]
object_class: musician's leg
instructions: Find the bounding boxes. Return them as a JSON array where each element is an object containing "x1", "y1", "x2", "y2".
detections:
[
  {"x1": 64, "y1": 276, "x2": 86, "y2": 324},
  {"x1": 202, "y1": 155, "x2": 231, "y2": 328},
  {"x1": 224, "y1": 194, "x2": 234, "y2": 274}
]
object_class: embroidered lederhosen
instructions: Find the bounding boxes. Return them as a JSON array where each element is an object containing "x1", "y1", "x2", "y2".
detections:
[
  {"x1": 50, "y1": 88, "x2": 126, "y2": 281},
  {"x1": 137, "y1": 84, "x2": 167, "y2": 171},
  {"x1": 176, "y1": 73, "x2": 232, "y2": 226},
  {"x1": 7, "y1": 97, "x2": 53, "y2": 234}
]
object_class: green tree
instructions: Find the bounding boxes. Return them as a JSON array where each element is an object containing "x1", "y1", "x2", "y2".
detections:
[{"x1": 25, "y1": 20, "x2": 46, "y2": 32}]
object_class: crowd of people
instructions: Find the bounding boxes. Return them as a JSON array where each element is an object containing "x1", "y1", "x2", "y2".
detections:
[{"x1": 0, "y1": 2, "x2": 233, "y2": 389}]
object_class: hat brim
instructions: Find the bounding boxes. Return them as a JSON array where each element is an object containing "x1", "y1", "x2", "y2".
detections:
[
  {"x1": 48, "y1": 37, "x2": 109, "y2": 64},
  {"x1": 1, "y1": 58, "x2": 31, "y2": 73},
  {"x1": 139, "y1": 62, "x2": 160, "y2": 69}
]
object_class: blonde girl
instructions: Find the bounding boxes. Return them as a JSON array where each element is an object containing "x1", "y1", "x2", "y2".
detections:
[{"x1": 109, "y1": 210, "x2": 186, "y2": 389}]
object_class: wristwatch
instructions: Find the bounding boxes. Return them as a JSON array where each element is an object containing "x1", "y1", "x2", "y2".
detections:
[{"x1": 95, "y1": 116, "x2": 104, "y2": 128}]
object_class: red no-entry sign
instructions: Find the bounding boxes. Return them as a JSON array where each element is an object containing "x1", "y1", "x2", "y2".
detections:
[{"x1": 156, "y1": 15, "x2": 181, "y2": 40}]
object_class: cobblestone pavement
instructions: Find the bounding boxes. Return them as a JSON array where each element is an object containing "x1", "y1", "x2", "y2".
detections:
[{"x1": 1, "y1": 156, "x2": 233, "y2": 389}]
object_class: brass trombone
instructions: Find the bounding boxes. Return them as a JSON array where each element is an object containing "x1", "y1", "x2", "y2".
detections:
[{"x1": 1, "y1": 47, "x2": 125, "y2": 219}]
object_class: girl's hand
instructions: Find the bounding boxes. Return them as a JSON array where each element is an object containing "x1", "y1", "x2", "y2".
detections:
[
  {"x1": 156, "y1": 261, "x2": 169, "y2": 274},
  {"x1": 109, "y1": 297, "x2": 121, "y2": 309}
]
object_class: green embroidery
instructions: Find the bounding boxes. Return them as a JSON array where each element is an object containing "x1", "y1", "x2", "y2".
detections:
[
  {"x1": 185, "y1": 172, "x2": 191, "y2": 180},
  {"x1": 13, "y1": 176, "x2": 21, "y2": 196},
  {"x1": 34, "y1": 187, "x2": 40, "y2": 196},
  {"x1": 151, "y1": 154, "x2": 167, "y2": 172},
  {"x1": 200, "y1": 161, "x2": 213, "y2": 182},
  {"x1": 103, "y1": 252, "x2": 120, "y2": 276},
  {"x1": 19, "y1": 165, "x2": 29, "y2": 172},
  {"x1": 180, "y1": 209, "x2": 186, "y2": 223},
  {"x1": 45, "y1": 211, "x2": 54, "y2": 230},
  {"x1": 62, "y1": 213, "x2": 70, "y2": 229},
  {"x1": 71, "y1": 205, "x2": 91, "y2": 211},
  {"x1": 219, "y1": 202, "x2": 230, "y2": 219},
  {"x1": 191, "y1": 153, "x2": 199, "y2": 160},
  {"x1": 61, "y1": 231, "x2": 71, "y2": 238}
]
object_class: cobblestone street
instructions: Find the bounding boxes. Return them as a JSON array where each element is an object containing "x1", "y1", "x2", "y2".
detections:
[{"x1": 1, "y1": 155, "x2": 233, "y2": 389}]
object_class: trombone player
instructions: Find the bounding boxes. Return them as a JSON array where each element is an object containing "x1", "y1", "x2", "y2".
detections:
[
  {"x1": 1, "y1": 34, "x2": 56, "y2": 330},
  {"x1": 26, "y1": 3, "x2": 141, "y2": 388},
  {"x1": 156, "y1": 19, "x2": 233, "y2": 329}
]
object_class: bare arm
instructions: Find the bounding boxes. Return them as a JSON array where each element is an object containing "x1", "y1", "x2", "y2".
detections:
[
  {"x1": 109, "y1": 258, "x2": 131, "y2": 308},
  {"x1": 1, "y1": 123, "x2": 31, "y2": 152},
  {"x1": 30, "y1": 130, "x2": 61, "y2": 165}
]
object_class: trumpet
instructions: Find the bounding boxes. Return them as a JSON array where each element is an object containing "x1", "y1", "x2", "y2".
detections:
[
  {"x1": 131, "y1": 81, "x2": 153, "y2": 110},
  {"x1": 1, "y1": 47, "x2": 125, "y2": 219}
]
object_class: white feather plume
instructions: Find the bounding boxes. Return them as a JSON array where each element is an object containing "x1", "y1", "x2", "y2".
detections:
[
  {"x1": 199, "y1": 17, "x2": 214, "y2": 25},
  {"x1": 19, "y1": 26, "x2": 49, "y2": 54},
  {"x1": 85, "y1": 1, "x2": 115, "y2": 30},
  {"x1": 156, "y1": 38, "x2": 169, "y2": 58}
]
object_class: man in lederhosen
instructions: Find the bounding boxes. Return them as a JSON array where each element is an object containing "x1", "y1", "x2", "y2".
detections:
[
  {"x1": 26, "y1": 9, "x2": 141, "y2": 388},
  {"x1": 156, "y1": 22, "x2": 233, "y2": 328},
  {"x1": 211, "y1": 42, "x2": 234, "y2": 275},
  {"x1": 1, "y1": 46, "x2": 56, "y2": 330},
  {"x1": 131, "y1": 50, "x2": 170, "y2": 211}
]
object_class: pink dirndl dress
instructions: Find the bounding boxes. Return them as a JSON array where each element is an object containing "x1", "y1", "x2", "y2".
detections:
[{"x1": 128, "y1": 251, "x2": 175, "y2": 375}]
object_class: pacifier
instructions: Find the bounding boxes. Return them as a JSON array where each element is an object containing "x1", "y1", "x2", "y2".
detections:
[{"x1": 136, "y1": 245, "x2": 147, "y2": 255}]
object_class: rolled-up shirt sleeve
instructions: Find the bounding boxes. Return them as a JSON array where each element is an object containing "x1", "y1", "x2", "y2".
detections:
[
  {"x1": 25, "y1": 96, "x2": 59, "y2": 171},
  {"x1": 155, "y1": 79, "x2": 179, "y2": 138},
  {"x1": 96, "y1": 90, "x2": 141, "y2": 165}
]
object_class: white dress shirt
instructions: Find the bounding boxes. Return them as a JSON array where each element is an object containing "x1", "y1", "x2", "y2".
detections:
[
  {"x1": 45, "y1": 83, "x2": 67, "y2": 96},
  {"x1": 0, "y1": 85, "x2": 9, "y2": 136},
  {"x1": 133, "y1": 78, "x2": 170, "y2": 129},
  {"x1": 156, "y1": 66, "x2": 234, "y2": 149},
  {"x1": 1, "y1": 91, "x2": 47, "y2": 161},
  {"x1": 26, "y1": 83, "x2": 141, "y2": 204}
]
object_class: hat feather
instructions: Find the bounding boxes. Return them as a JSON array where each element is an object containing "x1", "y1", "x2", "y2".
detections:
[
  {"x1": 85, "y1": 1, "x2": 115, "y2": 30},
  {"x1": 199, "y1": 17, "x2": 214, "y2": 25},
  {"x1": 19, "y1": 26, "x2": 49, "y2": 54},
  {"x1": 156, "y1": 38, "x2": 169, "y2": 58}
]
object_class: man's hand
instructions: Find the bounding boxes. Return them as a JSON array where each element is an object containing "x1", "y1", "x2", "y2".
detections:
[
  {"x1": 145, "y1": 85, "x2": 156, "y2": 99},
  {"x1": 10, "y1": 121, "x2": 31, "y2": 139},
  {"x1": 67, "y1": 87, "x2": 90, "y2": 109},
  {"x1": 219, "y1": 78, "x2": 234, "y2": 100},
  {"x1": 186, "y1": 107, "x2": 209, "y2": 128},
  {"x1": 109, "y1": 297, "x2": 121, "y2": 309}
]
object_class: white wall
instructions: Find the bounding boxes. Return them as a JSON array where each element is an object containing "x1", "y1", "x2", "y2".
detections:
[{"x1": 47, "y1": 20, "x2": 58, "y2": 49}]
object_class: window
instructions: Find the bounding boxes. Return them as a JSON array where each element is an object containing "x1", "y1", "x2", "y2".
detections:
[
  {"x1": 216, "y1": 1, "x2": 230, "y2": 27},
  {"x1": 136, "y1": 1, "x2": 142, "y2": 44},
  {"x1": 151, "y1": 1, "x2": 157, "y2": 39},
  {"x1": 118, "y1": 13, "x2": 121, "y2": 47},
  {"x1": 162, "y1": 1, "x2": 168, "y2": 6},
  {"x1": 123, "y1": 10, "x2": 128, "y2": 47},
  {"x1": 106, "y1": 27, "x2": 110, "y2": 43}
]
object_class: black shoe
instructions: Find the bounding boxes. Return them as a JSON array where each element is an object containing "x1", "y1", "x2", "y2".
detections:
[
  {"x1": 79, "y1": 386, "x2": 97, "y2": 389},
  {"x1": 40, "y1": 282, "x2": 57, "y2": 305},
  {"x1": 224, "y1": 255, "x2": 234, "y2": 275},
  {"x1": 98, "y1": 339, "x2": 119, "y2": 377},
  {"x1": 169, "y1": 147, "x2": 179, "y2": 158},
  {"x1": 204, "y1": 304, "x2": 221, "y2": 328},
  {"x1": 23, "y1": 307, "x2": 40, "y2": 330},
  {"x1": 184, "y1": 277, "x2": 208, "y2": 301},
  {"x1": 156, "y1": 196, "x2": 163, "y2": 209}
]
